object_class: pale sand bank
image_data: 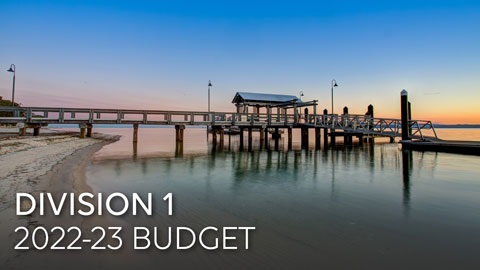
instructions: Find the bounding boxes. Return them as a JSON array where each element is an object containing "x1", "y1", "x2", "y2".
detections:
[{"x1": 0, "y1": 130, "x2": 120, "y2": 268}]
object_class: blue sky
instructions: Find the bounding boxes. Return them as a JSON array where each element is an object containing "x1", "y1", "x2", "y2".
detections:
[{"x1": 1, "y1": 0, "x2": 479, "y2": 123}]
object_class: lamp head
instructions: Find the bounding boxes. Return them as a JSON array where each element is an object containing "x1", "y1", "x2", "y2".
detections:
[
  {"x1": 208, "y1": 80, "x2": 212, "y2": 87},
  {"x1": 332, "y1": 79, "x2": 338, "y2": 87},
  {"x1": 7, "y1": 64, "x2": 15, "y2": 72}
]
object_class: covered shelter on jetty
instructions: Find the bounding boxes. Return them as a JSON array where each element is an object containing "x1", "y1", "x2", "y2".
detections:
[{"x1": 232, "y1": 91, "x2": 319, "y2": 120}]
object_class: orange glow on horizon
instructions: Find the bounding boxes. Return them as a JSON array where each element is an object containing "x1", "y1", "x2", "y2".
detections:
[{"x1": 9, "y1": 87, "x2": 480, "y2": 125}]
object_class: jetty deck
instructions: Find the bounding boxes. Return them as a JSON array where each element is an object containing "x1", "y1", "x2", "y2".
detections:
[
  {"x1": 0, "y1": 105, "x2": 436, "y2": 135},
  {"x1": 0, "y1": 105, "x2": 436, "y2": 148}
]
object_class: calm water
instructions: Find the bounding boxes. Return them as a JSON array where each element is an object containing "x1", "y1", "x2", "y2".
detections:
[{"x1": 85, "y1": 128, "x2": 480, "y2": 269}]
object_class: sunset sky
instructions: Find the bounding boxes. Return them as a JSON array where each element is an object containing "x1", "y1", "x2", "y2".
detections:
[{"x1": 0, "y1": 0, "x2": 479, "y2": 124}]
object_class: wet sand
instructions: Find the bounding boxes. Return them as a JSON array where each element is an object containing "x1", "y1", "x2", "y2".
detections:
[{"x1": 0, "y1": 130, "x2": 119, "y2": 268}]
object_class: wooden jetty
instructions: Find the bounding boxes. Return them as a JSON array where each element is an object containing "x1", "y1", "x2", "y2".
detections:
[{"x1": 0, "y1": 91, "x2": 477, "y2": 155}]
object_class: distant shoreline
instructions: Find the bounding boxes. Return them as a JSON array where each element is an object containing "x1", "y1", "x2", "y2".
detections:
[{"x1": 434, "y1": 124, "x2": 480, "y2": 129}]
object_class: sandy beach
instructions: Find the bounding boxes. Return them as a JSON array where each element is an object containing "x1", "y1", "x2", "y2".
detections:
[{"x1": 0, "y1": 128, "x2": 119, "y2": 268}]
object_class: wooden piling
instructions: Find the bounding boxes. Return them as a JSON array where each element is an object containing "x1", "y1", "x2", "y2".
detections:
[
  {"x1": 301, "y1": 127, "x2": 309, "y2": 149},
  {"x1": 323, "y1": 128, "x2": 328, "y2": 149},
  {"x1": 331, "y1": 130, "x2": 336, "y2": 147},
  {"x1": 264, "y1": 127, "x2": 269, "y2": 149},
  {"x1": 345, "y1": 134, "x2": 353, "y2": 145},
  {"x1": 133, "y1": 141, "x2": 138, "y2": 157},
  {"x1": 80, "y1": 128, "x2": 86, "y2": 138},
  {"x1": 274, "y1": 128, "x2": 279, "y2": 150},
  {"x1": 18, "y1": 123, "x2": 26, "y2": 136},
  {"x1": 239, "y1": 127, "x2": 244, "y2": 150},
  {"x1": 260, "y1": 128, "x2": 265, "y2": 149},
  {"x1": 343, "y1": 128, "x2": 351, "y2": 145},
  {"x1": 175, "y1": 125, "x2": 185, "y2": 143},
  {"x1": 288, "y1": 127, "x2": 293, "y2": 150},
  {"x1": 248, "y1": 127, "x2": 253, "y2": 152},
  {"x1": 228, "y1": 128, "x2": 232, "y2": 151},
  {"x1": 212, "y1": 127, "x2": 217, "y2": 144},
  {"x1": 219, "y1": 127, "x2": 225, "y2": 146},
  {"x1": 86, "y1": 124, "x2": 93, "y2": 138},
  {"x1": 79, "y1": 124, "x2": 86, "y2": 138},
  {"x1": 33, "y1": 125, "x2": 41, "y2": 136},
  {"x1": 315, "y1": 127, "x2": 321, "y2": 150},
  {"x1": 133, "y1": 124, "x2": 139, "y2": 142},
  {"x1": 175, "y1": 141, "x2": 184, "y2": 157},
  {"x1": 322, "y1": 109, "x2": 329, "y2": 148}
]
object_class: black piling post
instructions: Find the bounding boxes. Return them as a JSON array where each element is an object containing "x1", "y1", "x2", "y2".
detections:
[
  {"x1": 211, "y1": 126, "x2": 217, "y2": 145},
  {"x1": 288, "y1": 127, "x2": 293, "y2": 150},
  {"x1": 274, "y1": 128, "x2": 279, "y2": 150},
  {"x1": 175, "y1": 125, "x2": 185, "y2": 143},
  {"x1": 401, "y1": 90, "x2": 409, "y2": 141},
  {"x1": 367, "y1": 104, "x2": 375, "y2": 143},
  {"x1": 368, "y1": 104, "x2": 374, "y2": 118},
  {"x1": 322, "y1": 108, "x2": 328, "y2": 148},
  {"x1": 408, "y1": 101, "x2": 412, "y2": 137},
  {"x1": 315, "y1": 127, "x2": 321, "y2": 150},
  {"x1": 301, "y1": 127, "x2": 308, "y2": 149},
  {"x1": 33, "y1": 126, "x2": 41, "y2": 136}
]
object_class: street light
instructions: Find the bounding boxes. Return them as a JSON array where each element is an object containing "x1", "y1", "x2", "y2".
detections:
[
  {"x1": 299, "y1": 91, "x2": 304, "y2": 100},
  {"x1": 7, "y1": 64, "x2": 16, "y2": 106},
  {"x1": 331, "y1": 79, "x2": 338, "y2": 114},
  {"x1": 208, "y1": 80, "x2": 212, "y2": 113}
]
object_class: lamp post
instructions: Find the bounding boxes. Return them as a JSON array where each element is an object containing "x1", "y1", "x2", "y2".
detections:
[
  {"x1": 331, "y1": 79, "x2": 338, "y2": 114},
  {"x1": 7, "y1": 64, "x2": 16, "y2": 106},
  {"x1": 299, "y1": 91, "x2": 304, "y2": 100},
  {"x1": 208, "y1": 80, "x2": 212, "y2": 113}
]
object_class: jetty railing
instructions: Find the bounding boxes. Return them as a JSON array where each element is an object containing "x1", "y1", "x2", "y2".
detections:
[{"x1": 0, "y1": 106, "x2": 437, "y2": 140}]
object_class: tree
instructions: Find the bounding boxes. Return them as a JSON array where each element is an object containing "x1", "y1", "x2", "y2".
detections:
[{"x1": 0, "y1": 96, "x2": 21, "y2": 117}]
